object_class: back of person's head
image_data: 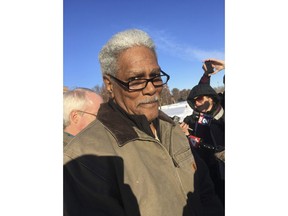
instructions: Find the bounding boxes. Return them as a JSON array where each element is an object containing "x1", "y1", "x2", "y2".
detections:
[
  {"x1": 98, "y1": 29, "x2": 156, "y2": 77},
  {"x1": 187, "y1": 84, "x2": 219, "y2": 110},
  {"x1": 63, "y1": 87, "x2": 103, "y2": 130}
]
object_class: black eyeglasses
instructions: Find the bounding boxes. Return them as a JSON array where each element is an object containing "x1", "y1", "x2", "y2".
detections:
[
  {"x1": 109, "y1": 70, "x2": 170, "y2": 91},
  {"x1": 75, "y1": 110, "x2": 97, "y2": 117}
]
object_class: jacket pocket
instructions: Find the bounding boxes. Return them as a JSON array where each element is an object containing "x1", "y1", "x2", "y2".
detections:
[
  {"x1": 172, "y1": 146, "x2": 196, "y2": 193},
  {"x1": 173, "y1": 147, "x2": 196, "y2": 171}
]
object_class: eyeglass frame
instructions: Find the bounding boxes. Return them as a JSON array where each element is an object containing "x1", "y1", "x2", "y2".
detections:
[
  {"x1": 75, "y1": 110, "x2": 97, "y2": 117},
  {"x1": 108, "y1": 70, "x2": 170, "y2": 91}
]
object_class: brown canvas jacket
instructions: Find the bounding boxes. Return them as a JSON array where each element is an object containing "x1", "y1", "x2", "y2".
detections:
[{"x1": 64, "y1": 102, "x2": 223, "y2": 216}]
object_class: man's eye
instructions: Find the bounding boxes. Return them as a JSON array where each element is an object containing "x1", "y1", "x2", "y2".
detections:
[
  {"x1": 153, "y1": 76, "x2": 162, "y2": 81},
  {"x1": 127, "y1": 77, "x2": 140, "y2": 82},
  {"x1": 130, "y1": 79, "x2": 146, "y2": 86}
]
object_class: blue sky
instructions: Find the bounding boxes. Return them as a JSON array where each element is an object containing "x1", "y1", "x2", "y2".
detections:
[{"x1": 64, "y1": 0, "x2": 225, "y2": 90}]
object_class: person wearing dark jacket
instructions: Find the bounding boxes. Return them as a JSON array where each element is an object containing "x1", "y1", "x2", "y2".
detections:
[
  {"x1": 64, "y1": 29, "x2": 224, "y2": 216},
  {"x1": 181, "y1": 60, "x2": 225, "y2": 206},
  {"x1": 198, "y1": 59, "x2": 225, "y2": 110}
]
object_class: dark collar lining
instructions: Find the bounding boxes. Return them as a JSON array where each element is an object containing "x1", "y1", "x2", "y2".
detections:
[{"x1": 97, "y1": 100, "x2": 175, "y2": 146}]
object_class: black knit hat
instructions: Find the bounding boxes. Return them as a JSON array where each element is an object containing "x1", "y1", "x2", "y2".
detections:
[{"x1": 187, "y1": 84, "x2": 220, "y2": 109}]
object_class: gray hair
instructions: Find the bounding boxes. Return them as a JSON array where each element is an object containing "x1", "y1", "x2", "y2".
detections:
[
  {"x1": 63, "y1": 87, "x2": 97, "y2": 129},
  {"x1": 98, "y1": 29, "x2": 157, "y2": 76}
]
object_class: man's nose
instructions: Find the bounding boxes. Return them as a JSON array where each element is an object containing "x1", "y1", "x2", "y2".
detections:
[{"x1": 142, "y1": 80, "x2": 157, "y2": 95}]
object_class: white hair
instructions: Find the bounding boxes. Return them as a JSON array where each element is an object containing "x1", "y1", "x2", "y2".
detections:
[
  {"x1": 63, "y1": 88, "x2": 97, "y2": 129},
  {"x1": 98, "y1": 29, "x2": 157, "y2": 76}
]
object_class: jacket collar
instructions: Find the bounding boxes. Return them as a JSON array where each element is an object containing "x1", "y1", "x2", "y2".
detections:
[
  {"x1": 97, "y1": 100, "x2": 175, "y2": 146},
  {"x1": 213, "y1": 106, "x2": 224, "y2": 120}
]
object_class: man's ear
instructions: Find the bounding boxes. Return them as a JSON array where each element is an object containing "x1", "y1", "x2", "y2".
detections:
[
  {"x1": 103, "y1": 75, "x2": 114, "y2": 98},
  {"x1": 69, "y1": 110, "x2": 80, "y2": 124}
]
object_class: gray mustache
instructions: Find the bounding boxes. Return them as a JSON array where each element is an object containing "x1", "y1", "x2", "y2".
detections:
[{"x1": 137, "y1": 97, "x2": 159, "y2": 105}]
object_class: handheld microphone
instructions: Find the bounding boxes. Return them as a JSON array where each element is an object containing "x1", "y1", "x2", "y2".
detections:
[{"x1": 172, "y1": 116, "x2": 193, "y2": 131}]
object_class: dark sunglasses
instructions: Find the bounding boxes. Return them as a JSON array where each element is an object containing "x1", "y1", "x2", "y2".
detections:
[{"x1": 193, "y1": 95, "x2": 205, "y2": 102}]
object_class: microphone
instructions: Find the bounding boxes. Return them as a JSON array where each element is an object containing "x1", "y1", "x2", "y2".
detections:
[{"x1": 171, "y1": 116, "x2": 193, "y2": 131}]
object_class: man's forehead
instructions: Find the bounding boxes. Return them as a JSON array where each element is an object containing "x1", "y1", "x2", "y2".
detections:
[{"x1": 120, "y1": 68, "x2": 161, "y2": 76}]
